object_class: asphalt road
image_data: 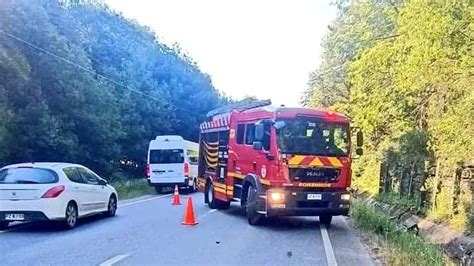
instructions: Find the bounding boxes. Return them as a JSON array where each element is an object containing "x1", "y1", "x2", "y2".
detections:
[{"x1": 0, "y1": 192, "x2": 374, "y2": 266}]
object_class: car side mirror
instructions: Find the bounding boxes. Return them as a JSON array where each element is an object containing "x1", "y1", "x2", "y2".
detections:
[
  {"x1": 98, "y1": 179, "x2": 108, "y2": 186},
  {"x1": 253, "y1": 141, "x2": 263, "y2": 150},
  {"x1": 356, "y1": 131, "x2": 363, "y2": 147}
]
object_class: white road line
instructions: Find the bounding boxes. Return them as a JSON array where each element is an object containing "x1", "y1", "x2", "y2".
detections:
[
  {"x1": 197, "y1": 209, "x2": 217, "y2": 220},
  {"x1": 320, "y1": 225, "x2": 338, "y2": 266},
  {"x1": 119, "y1": 194, "x2": 169, "y2": 207},
  {"x1": 99, "y1": 253, "x2": 131, "y2": 266}
]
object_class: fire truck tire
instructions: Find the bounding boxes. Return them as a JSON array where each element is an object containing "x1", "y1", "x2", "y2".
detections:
[
  {"x1": 319, "y1": 215, "x2": 332, "y2": 227},
  {"x1": 246, "y1": 185, "x2": 264, "y2": 225},
  {"x1": 206, "y1": 182, "x2": 230, "y2": 209}
]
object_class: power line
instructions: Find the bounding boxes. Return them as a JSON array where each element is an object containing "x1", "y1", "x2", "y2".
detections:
[{"x1": 0, "y1": 29, "x2": 160, "y2": 102}]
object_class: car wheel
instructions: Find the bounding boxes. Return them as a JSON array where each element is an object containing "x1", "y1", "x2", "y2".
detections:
[
  {"x1": 246, "y1": 185, "x2": 263, "y2": 225},
  {"x1": 191, "y1": 178, "x2": 198, "y2": 193},
  {"x1": 319, "y1": 215, "x2": 332, "y2": 227},
  {"x1": 64, "y1": 202, "x2": 78, "y2": 229},
  {"x1": 106, "y1": 195, "x2": 117, "y2": 217},
  {"x1": 0, "y1": 221, "x2": 9, "y2": 230}
]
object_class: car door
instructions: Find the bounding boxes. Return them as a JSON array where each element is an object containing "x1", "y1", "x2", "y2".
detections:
[
  {"x1": 62, "y1": 167, "x2": 91, "y2": 215},
  {"x1": 77, "y1": 168, "x2": 104, "y2": 213}
]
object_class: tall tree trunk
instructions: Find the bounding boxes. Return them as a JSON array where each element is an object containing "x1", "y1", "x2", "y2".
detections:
[{"x1": 431, "y1": 160, "x2": 440, "y2": 211}]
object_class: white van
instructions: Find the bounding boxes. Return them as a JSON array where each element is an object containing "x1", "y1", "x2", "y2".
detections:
[{"x1": 146, "y1": 135, "x2": 199, "y2": 194}]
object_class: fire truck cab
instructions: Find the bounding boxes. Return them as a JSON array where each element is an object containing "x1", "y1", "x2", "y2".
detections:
[{"x1": 197, "y1": 99, "x2": 363, "y2": 225}]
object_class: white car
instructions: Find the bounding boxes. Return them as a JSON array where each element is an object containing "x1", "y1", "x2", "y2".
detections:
[{"x1": 0, "y1": 162, "x2": 118, "y2": 230}]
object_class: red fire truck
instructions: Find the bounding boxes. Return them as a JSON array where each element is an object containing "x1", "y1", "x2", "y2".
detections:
[{"x1": 197, "y1": 99, "x2": 363, "y2": 225}]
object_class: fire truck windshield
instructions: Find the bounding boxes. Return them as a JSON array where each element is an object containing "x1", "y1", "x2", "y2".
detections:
[{"x1": 276, "y1": 119, "x2": 349, "y2": 156}]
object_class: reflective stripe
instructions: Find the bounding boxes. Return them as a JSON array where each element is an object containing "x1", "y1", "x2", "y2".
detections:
[
  {"x1": 260, "y1": 179, "x2": 270, "y2": 186},
  {"x1": 327, "y1": 157, "x2": 343, "y2": 167},
  {"x1": 288, "y1": 155, "x2": 305, "y2": 165},
  {"x1": 309, "y1": 157, "x2": 324, "y2": 167}
]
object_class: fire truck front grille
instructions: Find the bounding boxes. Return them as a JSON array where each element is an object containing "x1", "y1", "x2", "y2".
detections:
[{"x1": 289, "y1": 168, "x2": 340, "y2": 183}]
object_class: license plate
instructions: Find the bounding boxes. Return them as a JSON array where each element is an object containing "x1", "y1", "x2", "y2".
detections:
[
  {"x1": 5, "y1": 213, "x2": 24, "y2": 220},
  {"x1": 307, "y1": 194, "x2": 322, "y2": 200}
]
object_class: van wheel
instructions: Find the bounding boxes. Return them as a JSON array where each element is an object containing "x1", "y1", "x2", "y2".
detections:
[
  {"x1": 206, "y1": 182, "x2": 230, "y2": 209},
  {"x1": 246, "y1": 185, "x2": 264, "y2": 225},
  {"x1": 319, "y1": 215, "x2": 332, "y2": 227},
  {"x1": 154, "y1": 186, "x2": 165, "y2": 194}
]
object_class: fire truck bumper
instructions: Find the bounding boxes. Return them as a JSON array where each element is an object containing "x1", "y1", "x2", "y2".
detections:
[{"x1": 265, "y1": 189, "x2": 350, "y2": 217}]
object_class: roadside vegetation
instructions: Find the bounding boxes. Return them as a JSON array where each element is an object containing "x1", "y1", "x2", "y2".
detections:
[
  {"x1": 0, "y1": 0, "x2": 227, "y2": 179},
  {"x1": 112, "y1": 179, "x2": 154, "y2": 200},
  {"x1": 351, "y1": 200, "x2": 448, "y2": 266},
  {"x1": 304, "y1": 0, "x2": 473, "y2": 234}
]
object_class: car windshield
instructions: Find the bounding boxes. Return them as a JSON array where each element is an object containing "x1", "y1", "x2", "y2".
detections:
[
  {"x1": 0, "y1": 168, "x2": 58, "y2": 184},
  {"x1": 276, "y1": 119, "x2": 349, "y2": 156},
  {"x1": 149, "y1": 149, "x2": 184, "y2": 164}
]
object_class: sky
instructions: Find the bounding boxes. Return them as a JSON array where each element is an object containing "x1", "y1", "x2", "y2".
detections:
[{"x1": 105, "y1": 0, "x2": 337, "y2": 106}]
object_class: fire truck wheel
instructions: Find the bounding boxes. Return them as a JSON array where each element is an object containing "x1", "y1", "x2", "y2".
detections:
[
  {"x1": 246, "y1": 185, "x2": 263, "y2": 225},
  {"x1": 319, "y1": 215, "x2": 332, "y2": 227},
  {"x1": 206, "y1": 182, "x2": 230, "y2": 209}
]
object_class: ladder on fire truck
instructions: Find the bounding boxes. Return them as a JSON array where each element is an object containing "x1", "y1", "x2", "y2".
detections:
[{"x1": 206, "y1": 98, "x2": 272, "y2": 118}]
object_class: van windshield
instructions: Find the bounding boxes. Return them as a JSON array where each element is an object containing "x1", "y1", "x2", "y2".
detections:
[{"x1": 149, "y1": 149, "x2": 184, "y2": 164}]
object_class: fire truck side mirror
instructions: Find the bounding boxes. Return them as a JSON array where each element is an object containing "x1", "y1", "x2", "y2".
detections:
[
  {"x1": 253, "y1": 141, "x2": 263, "y2": 150},
  {"x1": 356, "y1": 131, "x2": 363, "y2": 147},
  {"x1": 254, "y1": 123, "x2": 264, "y2": 141}
]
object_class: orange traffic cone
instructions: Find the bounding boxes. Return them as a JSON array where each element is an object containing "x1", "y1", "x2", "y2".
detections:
[
  {"x1": 181, "y1": 197, "x2": 198, "y2": 226},
  {"x1": 172, "y1": 185, "x2": 181, "y2": 205}
]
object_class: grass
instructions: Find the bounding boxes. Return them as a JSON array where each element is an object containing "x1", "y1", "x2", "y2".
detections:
[
  {"x1": 350, "y1": 200, "x2": 449, "y2": 266},
  {"x1": 112, "y1": 179, "x2": 154, "y2": 200},
  {"x1": 375, "y1": 192, "x2": 421, "y2": 211}
]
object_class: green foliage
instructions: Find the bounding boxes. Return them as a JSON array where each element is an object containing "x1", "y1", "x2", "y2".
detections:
[
  {"x1": 305, "y1": 0, "x2": 473, "y2": 232},
  {"x1": 0, "y1": 0, "x2": 225, "y2": 176},
  {"x1": 351, "y1": 200, "x2": 447, "y2": 266},
  {"x1": 112, "y1": 179, "x2": 153, "y2": 200}
]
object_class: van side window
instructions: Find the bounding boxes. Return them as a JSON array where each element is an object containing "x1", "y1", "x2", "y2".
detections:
[
  {"x1": 236, "y1": 124, "x2": 245, "y2": 144},
  {"x1": 187, "y1": 149, "x2": 199, "y2": 165},
  {"x1": 245, "y1": 124, "x2": 256, "y2": 145}
]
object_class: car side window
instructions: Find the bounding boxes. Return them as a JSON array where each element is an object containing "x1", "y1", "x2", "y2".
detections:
[
  {"x1": 63, "y1": 167, "x2": 84, "y2": 183},
  {"x1": 78, "y1": 168, "x2": 99, "y2": 185}
]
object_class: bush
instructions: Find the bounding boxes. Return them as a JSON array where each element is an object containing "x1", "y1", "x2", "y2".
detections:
[{"x1": 351, "y1": 200, "x2": 447, "y2": 266}]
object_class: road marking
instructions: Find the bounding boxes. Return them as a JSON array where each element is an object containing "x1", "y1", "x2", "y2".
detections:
[
  {"x1": 198, "y1": 209, "x2": 217, "y2": 220},
  {"x1": 99, "y1": 253, "x2": 131, "y2": 266},
  {"x1": 320, "y1": 225, "x2": 338, "y2": 266},
  {"x1": 119, "y1": 194, "x2": 169, "y2": 207}
]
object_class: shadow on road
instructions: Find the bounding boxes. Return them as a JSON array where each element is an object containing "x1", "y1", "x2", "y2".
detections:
[
  {"x1": 218, "y1": 204, "x2": 337, "y2": 231},
  {"x1": 3, "y1": 214, "x2": 116, "y2": 233}
]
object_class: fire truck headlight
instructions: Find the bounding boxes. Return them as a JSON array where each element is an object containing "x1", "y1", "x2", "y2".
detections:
[
  {"x1": 270, "y1": 191, "x2": 285, "y2": 203},
  {"x1": 341, "y1": 194, "x2": 351, "y2": 202}
]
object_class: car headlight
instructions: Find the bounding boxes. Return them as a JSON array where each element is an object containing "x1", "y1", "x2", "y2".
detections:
[{"x1": 341, "y1": 194, "x2": 351, "y2": 201}]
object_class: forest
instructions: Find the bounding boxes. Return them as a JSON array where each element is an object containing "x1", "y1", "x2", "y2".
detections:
[
  {"x1": 303, "y1": 0, "x2": 473, "y2": 232},
  {"x1": 0, "y1": 0, "x2": 226, "y2": 177}
]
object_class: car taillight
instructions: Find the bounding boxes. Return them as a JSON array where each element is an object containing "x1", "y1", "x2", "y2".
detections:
[
  {"x1": 146, "y1": 164, "x2": 150, "y2": 177},
  {"x1": 184, "y1": 163, "x2": 189, "y2": 177},
  {"x1": 41, "y1": 185, "x2": 65, "y2": 198}
]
